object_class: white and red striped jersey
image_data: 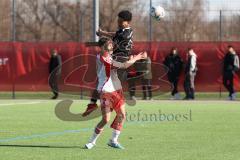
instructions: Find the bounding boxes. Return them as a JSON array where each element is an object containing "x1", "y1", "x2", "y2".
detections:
[{"x1": 96, "y1": 53, "x2": 124, "y2": 93}]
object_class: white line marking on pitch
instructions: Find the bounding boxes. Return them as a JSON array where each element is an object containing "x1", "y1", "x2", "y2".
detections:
[{"x1": 0, "y1": 102, "x2": 42, "y2": 106}]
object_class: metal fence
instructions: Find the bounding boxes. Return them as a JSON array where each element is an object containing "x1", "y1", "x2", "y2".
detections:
[{"x1": 0, "y1": 0, "x2": 240, "y2": 42}]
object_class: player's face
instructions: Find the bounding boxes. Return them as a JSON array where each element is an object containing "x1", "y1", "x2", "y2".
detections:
[
  {"x1": 105, "y1": 41, "x2": 113, "y2": 51},
  {"x1": 118, "y1": 18, "x2": 129, "y2": 29}
]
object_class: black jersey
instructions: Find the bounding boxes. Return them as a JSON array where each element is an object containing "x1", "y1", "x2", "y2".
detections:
[{"x1": 112, "y1": 27, "x2": 133, "y2": 59}]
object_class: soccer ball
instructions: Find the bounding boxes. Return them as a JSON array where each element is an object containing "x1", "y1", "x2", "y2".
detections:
[{"x1": 150, "y1": 6, "x2": 165, "y2": 21}]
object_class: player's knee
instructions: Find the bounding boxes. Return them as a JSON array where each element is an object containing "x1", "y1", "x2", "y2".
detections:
[
  {"x1": 118, "y1": 112, "x2": 126, "y2": 122},
  {"x1": 102, "y1": 116, "x2": 110, "y2": 124}
]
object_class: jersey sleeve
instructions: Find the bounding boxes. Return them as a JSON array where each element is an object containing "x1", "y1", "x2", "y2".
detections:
[{"x1": 112, "y1": 60, "x2": 125, "y2": 68}]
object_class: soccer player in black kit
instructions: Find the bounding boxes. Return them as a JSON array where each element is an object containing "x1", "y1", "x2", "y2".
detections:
[{"x1": 82, "y1": 10, "x2": 133, "y2": 116}]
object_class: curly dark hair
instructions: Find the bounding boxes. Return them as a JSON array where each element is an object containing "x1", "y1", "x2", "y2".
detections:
[
  {"x1": 118, "y1": 10, "x2": 132, "y2": 21},
  {"x1": 98, "y1": 37, "x2": 111, "y2": 47}
]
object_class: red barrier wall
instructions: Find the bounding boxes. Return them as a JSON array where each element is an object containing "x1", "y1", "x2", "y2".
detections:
[{"x1": 0, "y1": 42, "x2": 239, "y2": 92}]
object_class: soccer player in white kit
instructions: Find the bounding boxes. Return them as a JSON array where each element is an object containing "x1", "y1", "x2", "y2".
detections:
[{"x1": 85, "y1": 37, "x2": 147, "y2": 149}]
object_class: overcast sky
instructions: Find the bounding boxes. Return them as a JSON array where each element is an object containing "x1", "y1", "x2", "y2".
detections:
[
  {"x1": 150, "y1": 0, "x2": 240, "y2": 10},
  {"x1": 208, "y1": 0, "x2": 240, "y2": 10},
  {"x1": 67, "y1": 0, "x2": 240, "y2": 11}
]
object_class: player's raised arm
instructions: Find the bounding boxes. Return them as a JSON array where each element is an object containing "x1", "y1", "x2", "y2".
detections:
[
  {"x1": 112, "y1": 52, "x2": 147, "y2": 69},
  {"x1": 96, "y1": 28, "x2": 115, "y2": 38}
]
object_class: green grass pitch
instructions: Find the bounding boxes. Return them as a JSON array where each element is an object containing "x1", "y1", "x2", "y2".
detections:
[{"x1": 0, "y1": 100, "x2": 240, "y2": 160}]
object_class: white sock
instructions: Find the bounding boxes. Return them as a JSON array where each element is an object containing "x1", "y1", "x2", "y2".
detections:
[
  {"x1": 111, "y1": 129, "x2": 121, "y2": 143},
  {"x1": 89, "y1": 132, "x2": 100, "y2": 144}
]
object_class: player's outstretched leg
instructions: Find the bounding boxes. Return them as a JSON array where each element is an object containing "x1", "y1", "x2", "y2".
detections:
[{"x1": 82, "y1": 89, "x2": 99, "y2": 117}]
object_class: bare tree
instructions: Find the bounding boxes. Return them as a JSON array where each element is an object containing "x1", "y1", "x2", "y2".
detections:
[
  {"x1": 220, "y1": 12, "x2": 240, "y2": 41},
  {"x1": 14, "y1": 0, "x2": 93, "y2": 41},
  {"x1": 16, "y1": 0, "x2": 47, "y2": 41},
  {"x1": 0, "y1": 0, "x2": 11, "y2": 41},
  {"x1": 43, "y1": 0, "x2": 93, "y2": 41},
  {"x1": 154, "y1": 0, "x2": 205, "y2": 41},
  {"x1": 3, "y1": 0, "x2": 238, "y2": 42}
]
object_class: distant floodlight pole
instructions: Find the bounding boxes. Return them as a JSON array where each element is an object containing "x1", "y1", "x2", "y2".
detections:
[
  {"x1": 12, "y1": 0, "x2": 16, "y2": 42},
  {"x1": 148, "y1": 0, "x2": 152, "y2": 41},
  {"x1": 79, "y1": 0, "x2": 84, "y2": 42},
  {"x1": 148, "y1": 0, "x2": 153, "y2": 58},
  {"x1": 11, "y1": 0, "x2": 16, "y2": 99},
  {"x1": 219, "y1": 10, "x2": 222, "y2": 41},
  {"x1": 93, "y1": 0, "x2": 99, "y2": 42}
]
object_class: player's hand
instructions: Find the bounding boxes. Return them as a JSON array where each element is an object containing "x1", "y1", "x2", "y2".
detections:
[
  {"x1": 142, "y1": 51, "x2": 148, "y2": 59},
  {"x1": 139, "y1": 51, "x2": 148, "y2": 59},
  {"x1": 96, "y1": 28, "x2": 103, "y2": 37},
  {"x1": 129, "y1": 55, "x2": 134, "y2": 60},
  {"x1": 135, "y1": 51, "x2": 148, "y2": 61}
]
